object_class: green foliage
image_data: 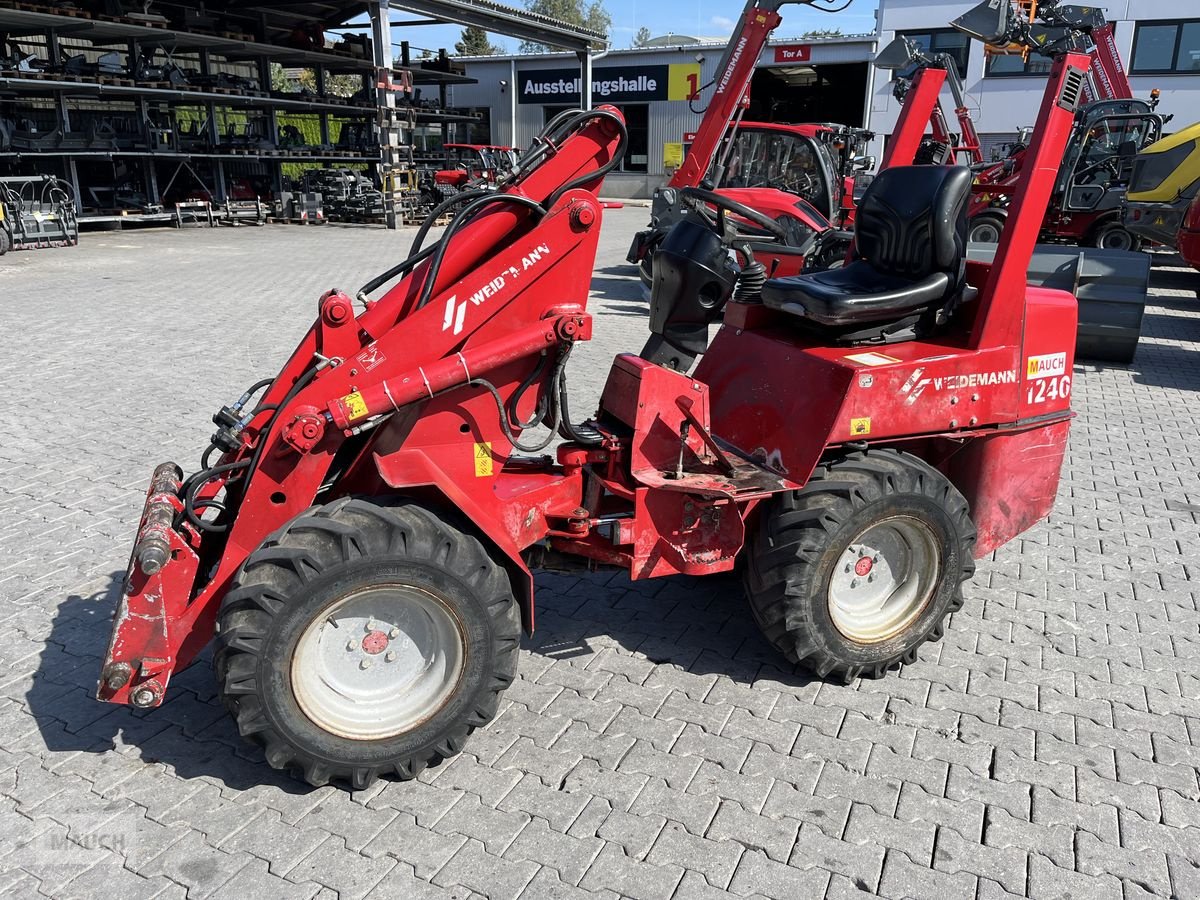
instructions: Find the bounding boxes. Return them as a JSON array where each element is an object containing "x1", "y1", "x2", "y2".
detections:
[
  {"x1": 455, "y1": 26, "x2": 501, "y2": 56},
  {"x1": 632, "y1": 26, "x2": 651, "y2": 48},
  {"x1": 269, "y1": 61, "x2": 364, "y2": 97},
  {"x1": 518, "y1": 0, "x2": 610, "y2": 53}
]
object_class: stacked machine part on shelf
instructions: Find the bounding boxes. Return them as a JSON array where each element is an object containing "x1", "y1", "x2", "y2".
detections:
[{"x1": 0, "y1": 174, "x2": 79, "y2": 253}]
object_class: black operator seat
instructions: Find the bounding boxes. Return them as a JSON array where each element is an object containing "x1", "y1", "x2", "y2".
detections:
[{"x1": 760, "y1": 165, "x2": 974, "y2": 343}]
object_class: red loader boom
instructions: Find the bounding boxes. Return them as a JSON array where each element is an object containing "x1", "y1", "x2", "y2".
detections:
[{"x1": 99, "y1": 1, "x2": 1089, "y2": 790}]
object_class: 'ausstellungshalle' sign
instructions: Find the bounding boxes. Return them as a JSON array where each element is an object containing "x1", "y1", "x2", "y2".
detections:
[{"x1": 517, "y1": 64, "x2": 699, "y2": 104}]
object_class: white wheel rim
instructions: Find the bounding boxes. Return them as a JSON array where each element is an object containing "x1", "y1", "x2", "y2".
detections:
[
  {"x1": 828, "y1": 517, "x2": 941, "y2": 644},
  {"x1": 1100, "y1": 229, "x2": 1132, "y2": 250},
  {"x1": 971, "y1": 221, "x2": 1001, "y2": 243},
  {"x1": 291, "y1": 585, "x2": 466, "y2": 740}
]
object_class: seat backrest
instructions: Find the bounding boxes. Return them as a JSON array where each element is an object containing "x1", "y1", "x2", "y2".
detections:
[{"x1": 855, "y1": 165, "x2": 972, "y2": 281}]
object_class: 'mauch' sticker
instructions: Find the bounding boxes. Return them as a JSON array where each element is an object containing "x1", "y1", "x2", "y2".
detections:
[{"x1": 1026, "y1": 353, "x2": 1067, "y2": 380}]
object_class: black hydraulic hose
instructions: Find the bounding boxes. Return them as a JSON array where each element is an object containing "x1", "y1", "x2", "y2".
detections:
[
  {"x1": 546, "y1": 109, "x2": 629, "y2": 208},
  {"x1": 407, "y1": 189, "x2": 492, "y2": 258},
  {"x1": 553, "y1": 342, "x2": 604, "y2": 446},
  {"x1": 417, "y1": 193, "x2": 548, "y2": 309},
  {"x1": 356, "y1": 243, "x2": 439, "y2": 301},
  {"x1": 508, "y1": 350, "x2": 552, "y2": 430},
  {"x1": 183, "y1": 459, "x2": 250, "y2": 533}
]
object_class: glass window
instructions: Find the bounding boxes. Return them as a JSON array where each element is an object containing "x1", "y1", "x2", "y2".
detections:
[
  {"x1": 897, "y1": 29, "x2": 970, "y2": 79},
  {"x1": 985, "y1": 50, "x2": 1053, "y2": 77},
  {"x1": 619, "y1": 104, "x2": 649, "y2": 173},
  {"x1": 1180, "y1": 23, "x2": 1200, "y2": 71},
  {"x1": 1131, "y1": 20, "x2": 1200, "y2": 73}
]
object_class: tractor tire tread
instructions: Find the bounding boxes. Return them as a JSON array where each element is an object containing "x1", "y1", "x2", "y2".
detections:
[
  {"x1": 743, "y1": 449, "x2": 975, "y2": 680},
  {"x1": 213, "y1": 498, "x2": 520, "y2": 789}
]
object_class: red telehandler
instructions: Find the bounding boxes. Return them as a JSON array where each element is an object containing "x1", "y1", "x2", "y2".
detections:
[
  {"x1": 627, "y1": 0, "x2": 873, "y2": 285},
  {"x1": 99, "y1": 1, "x2": 1087, "y2": 789},
  {"x1": 954, "y1": 1, "x2": 1165, "y2": 249}
]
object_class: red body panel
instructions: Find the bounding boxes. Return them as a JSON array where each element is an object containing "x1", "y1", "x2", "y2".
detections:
[{"x1": 1180, "y1": 195, "x2": 1200, "y2": 271}]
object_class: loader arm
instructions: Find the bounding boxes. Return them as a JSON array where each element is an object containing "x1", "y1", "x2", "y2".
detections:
[{"x1": 98, "y1": 108, "x2": 627, "y2": 709}]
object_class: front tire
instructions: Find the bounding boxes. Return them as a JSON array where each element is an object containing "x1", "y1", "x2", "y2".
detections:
[
  {"x1": 214, "y1": 498, "x2": 520, "y2": 789},
  {"x1": 1087, "y1": 220, "x2": 1141, "y2": 252},
  {"x1": 744, "y1": 450, "x2": 976, "y2": 681}
]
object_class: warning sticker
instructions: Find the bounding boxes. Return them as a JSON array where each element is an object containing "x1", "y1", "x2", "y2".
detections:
[
  {"x1": 474, "y1": 442, "x2": 493, "y2": 477},
  {"x1": 846, "y1": 351, "x2": 900, "y2": 367},
  {"x1": 1026, "y1": 352, "x2": 1067, "y2": 380},
  {"x1": 850, "y1": 417, "x2": 872, "y2": 436},
  {"x1": 343, "y1": 392, "x2": 368, "y2": 420}
]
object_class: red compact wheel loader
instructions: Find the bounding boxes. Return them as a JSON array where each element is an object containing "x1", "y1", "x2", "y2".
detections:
[{"x1": 99, "y1": 1, "x2": 1084, "y2": 789}]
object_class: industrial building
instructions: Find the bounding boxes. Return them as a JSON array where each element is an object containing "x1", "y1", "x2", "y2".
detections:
[
  {"x1": 446, "y1": 33, "x2": 877, "y2": 197},
  {"x1": 448, "y1": 0, "x2": 1200, "y2": 197}
]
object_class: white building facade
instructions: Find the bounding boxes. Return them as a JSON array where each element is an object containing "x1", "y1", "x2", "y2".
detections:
[{"x1": 867, "y1": 0, "x2": 1200, "y2": 162}]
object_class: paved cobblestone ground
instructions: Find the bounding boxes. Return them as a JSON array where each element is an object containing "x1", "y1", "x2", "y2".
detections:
[{"x1": 0, "y1": 210, "x2": 1199, "y2": 899}]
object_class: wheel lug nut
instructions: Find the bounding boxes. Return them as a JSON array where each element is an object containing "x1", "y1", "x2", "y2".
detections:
[
  {"x1": 868, "y1": 574, "x2": 875, "y2": 583},
  {"x1": 385, "y1": 651, "x2": 396, "y2": 662},
  {"x1": 366, "y1": 620, "x2": 376, "y2": 632},
  {"x1": 844, "y1": 564, "x2": 852, "y2": 573},
  {"x1": 347, "y1": 639, "x2": 359, "y2": 651},
  {"x1": 389, "y1": 627, "x2": 400, "y2": 638},
  {"x1": 360, "y1": 659, "x2": 372, "y2": 670},
  {"x1": 850, "y1": 579, "x2": 858, "y2": 589}
]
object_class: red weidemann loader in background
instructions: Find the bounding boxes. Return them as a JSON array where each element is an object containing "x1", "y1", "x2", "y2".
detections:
[{"x1": 98, "y1": 0, "x2": 1085, "y2": 789}]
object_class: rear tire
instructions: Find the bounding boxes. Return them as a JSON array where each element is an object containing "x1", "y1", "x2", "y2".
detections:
[
  {"x1": 744, "y1": 450, "x2": 976, "y2": 682},
  {"x1": 214, "y1": 498, "x2": 520, "y2": 789},
  {"x1": 0, "y1": 227, "x2": 10, "y2": 256},
  {"x1": 968, "y1": 213, "x2": 1006, "y2": 244}
]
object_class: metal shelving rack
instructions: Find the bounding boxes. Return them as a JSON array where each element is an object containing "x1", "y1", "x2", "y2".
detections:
[{"x1": 0, "y1": 2, "x2": 482, "y2": 227}]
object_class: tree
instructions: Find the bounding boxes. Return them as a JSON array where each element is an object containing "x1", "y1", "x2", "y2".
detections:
[
  {"x1": 518, "y1": 0, "x2": 611, "y2": 53},
  {"x1": 632, "y1": 26, "x2": 652, "y2": 48},
  {"x1": 455, "y1": 25, "x2": 501, "y2": 56}
]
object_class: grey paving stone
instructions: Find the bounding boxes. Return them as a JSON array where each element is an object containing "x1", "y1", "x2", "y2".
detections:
[
  {"x1": 286, "y1": 836, "x2": 396, "y2": 900},
  {"x1": 578, "y1": 841, "x2": 684, "y2": 900},
  {"x1": 3, "y1": 208, "x2": 1200, "y2": 900},
  {"x1": 878, "y1": 848, "x2": 976, "y2": 900},
  {"x1": 138, "y1": 830, "x2": 255, "y2": 900},
  {"x1": 497, "y1": 772, "x2": 592, "y2": 834},
  {"x1": 595, "y1": 807, "x2": 666, "y2": 860},
  {"x1": 932, "y1": 825, "x2": 1026, "y2": 895},
  {"x1": 706, "y1": 799, "x2": 800, "y2": 863},
  {"x1": 218, "y1": 809, "x2": 331, "y2": 876},
  {"x1": 434, "y1": 792, "x2": 531, "y2": 855},
  {"x1": 727, "y1": 848, "x2": 831, "y2": 900},
  {"x1": 1075, "y1": 831, "x2": 1172, "y2": 896},
  {"x1": 363, "y1": 812, "x2": 468, "y2": 878},
  {"x1": 208, "y1": 859, "x2": 323, "y2": 900},
  {"x1": 503, "y1": 816, "x2": 603, "y2": 885},
  {"x1": 433, "y1": 838, "x2": 539, "y2": 900},
  {"x1": 790, "y1": 822, "x2": 886, "y2": 891},
  {"x1": 646, "y1": 820, "x2": 742, "y2": 889}
]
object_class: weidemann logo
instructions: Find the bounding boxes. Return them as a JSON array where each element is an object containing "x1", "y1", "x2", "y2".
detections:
[{"x1": 523, "y1": 74, "x2": 658, "y2": 98}]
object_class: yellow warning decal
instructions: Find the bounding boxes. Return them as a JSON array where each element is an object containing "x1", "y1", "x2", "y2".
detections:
[
  {"x1": 850, "y1": 417, "x2": 871, "y2": 436},
  {"x1": 342, "y1": 392, "x2": 368, "y2": 421},
  {"x1": 474, "y1": 441, "x2": 494, "y2": 477}
]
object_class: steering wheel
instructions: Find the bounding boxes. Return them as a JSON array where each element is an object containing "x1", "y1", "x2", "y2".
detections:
[
  {"x1": 782, "y1": 170, "x2": 816, "y2": 196},
  {"x1": 1075, "y1": 155, "x2": 1120, "y2": 184},
  {"x1": 679, "y1": 187, "x2": 789, "y2": 243}
]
